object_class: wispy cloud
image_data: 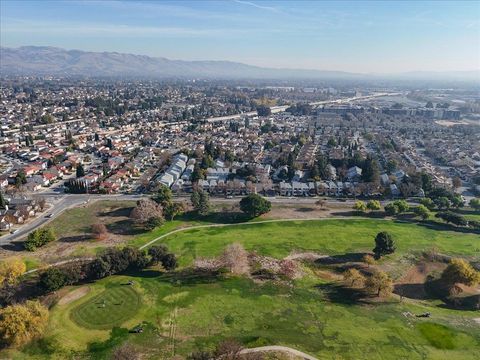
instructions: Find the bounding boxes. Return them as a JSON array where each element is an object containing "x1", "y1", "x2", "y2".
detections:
[
  {"x1": 233, "y1": 0, "x2": 280, "y2": 13},
  {"x1": 1, "y1": 18, "x2": 250, "y2": 38}
]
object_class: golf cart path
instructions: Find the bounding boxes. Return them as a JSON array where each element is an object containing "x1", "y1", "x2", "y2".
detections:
[{"x1": 240, "y1": 345, "x2": 319, "y2": 360}]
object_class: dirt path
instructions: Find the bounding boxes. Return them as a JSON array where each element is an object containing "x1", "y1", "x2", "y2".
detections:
[{"x1": 240, "y1": 345, "x2": 319, "y2": 360}]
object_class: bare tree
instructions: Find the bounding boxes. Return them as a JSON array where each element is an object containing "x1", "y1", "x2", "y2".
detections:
[
  {"x1": 221, "y1": 243, "x2": 250, "y2": 275},
  {"x1": 111, "y1": 343, "x2": 140, "y2": 360},
  {"x1": 130, "y1": 198, "x2": 163, "y2": 225},
  {"x1": 91, "y1": 223, "x2": 108, "y2": 241}
]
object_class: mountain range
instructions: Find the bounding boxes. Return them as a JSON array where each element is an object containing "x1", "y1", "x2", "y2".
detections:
[{"x1": 1, "y1": 46, "x2": 478, "y2": 82}]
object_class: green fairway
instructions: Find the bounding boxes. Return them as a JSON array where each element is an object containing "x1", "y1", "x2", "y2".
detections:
[
  {"x1": 10, "y1": 218, "x2": 480, "y2": 359},
  {"x1": 70, "y1": 282, "x2": 140, "y2": 330},
  {"x1": 144, "y1": 218, "x2": 479, "y2": 267}
]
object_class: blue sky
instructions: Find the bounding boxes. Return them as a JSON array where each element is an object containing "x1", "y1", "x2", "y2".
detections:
[{"x1": 1, "y1": 0, "x2": 479, "y2": 73}]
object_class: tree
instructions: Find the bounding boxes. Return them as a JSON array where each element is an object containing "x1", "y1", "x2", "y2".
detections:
[
  {"x1": 413, "y1": 205, "x2": 431, "y2": 220},
  {"x1": 452, "y1": 177, "x2": 462, "y2": 189},
  {"x1": 239, "y1": 194, "x2": 272, "y2": 218},
  {"x1": 435, "y1": 211, "x2": 468, "y2": 227},
  {"x1": 0, "y1": 300, "x2": 49, "y2": 347},
  {"x1": 0, "y1": 258, "x2": 26, "y2": 286},
  {"x1": 441, "y1": 258, "x2": 480, "y2": 286},
  {"x1": 91, "y1": 223, "x2": 108, "y2": 240},
  {"x1": 191, "y1": 189, "x2": 210, "y2": 216},
  {"x1": 130, "y1": 199, "x2": 164, "y2": 227},
  {"x1": 469, "y1": 198, "x2": 480, "y2": 211},
  {"x1": 39, "y1": 268, "x2": 66, "y2": 292},
  {"x1": 148, "y1": 245, "x2": 168, "y2": 264},
  {"x1": 362, "y1": 155, "x2": 380, "y2": 184},
  {"x1": 15, "y1": 171, "x2": 27, "y2": 187},
  {"x1": 0, "y1": 192, "x2": 6, "y2": 209},
  {"x1": 366, "y1": 200, "x2": 381, "y2": 211},
  {"x1": 420, "y1": 198, "x2": 435, "y2": 210},
  {"x1": 76, "y1": 163, "x2": 85, "y2": 178},
  {"x1": 153, "y1": 184, "x2": 172, "y2": 206},
  {"x1": 434, "y1": 196, "x2": 451, "y2": 210},
  {"x1": 256, "y1": 105, "x2": 271, "y2": 117},
  {"x1": 343, "y1": 268, "x2": 366, "y2": 288},
  {"x1": 148, "y1": 245, "x2": 177, "y2": 271},
  {"x1": 393, "y1": 200, "x2": 409, "y2": 213},
  {"x1": 221, "y1": 243, "x2": 249, "y2": 275},
  {"x1": 365, "y1": 271, "x2": 393, "y2": 297},
  {"x1": 425, "y1": 101, "x2": 434, "y2": 108},
  {"x1": 161, "y1": 253, "x2": 177, "y2": 271},
  {"x1": 353, "y1": 201, "x2": 367, "y2": 213},
  {"x1": 384, "y1": 203, "x2": 398, "y2": 216},
  {"x1": 163, "y1": 201, "x2": 186, "y2": 221},
  {"x1": 373, "y1": 231, "x2": 396, "y2": 259},
  {"x1": 385, "y1": 159, "x2": 397, "y2": 174}
]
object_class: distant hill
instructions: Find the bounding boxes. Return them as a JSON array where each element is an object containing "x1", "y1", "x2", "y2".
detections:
[{"x1": 1, "y1": 46, "x2": 478, "y2": 82}]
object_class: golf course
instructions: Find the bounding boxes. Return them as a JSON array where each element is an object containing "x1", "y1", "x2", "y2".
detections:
[{"x1": 9, "y1": 217, "x2": 479, "y2": 359}]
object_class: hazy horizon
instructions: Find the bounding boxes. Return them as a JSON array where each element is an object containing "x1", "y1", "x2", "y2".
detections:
[{"x1": 1, "y1": 0, "x2": 479, "y2": 74}]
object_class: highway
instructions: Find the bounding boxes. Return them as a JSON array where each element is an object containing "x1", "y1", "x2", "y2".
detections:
[{"x1": 206, "y1": 92, "x2": 401, "y2": 123}]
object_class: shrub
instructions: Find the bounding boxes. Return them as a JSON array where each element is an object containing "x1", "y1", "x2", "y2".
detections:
[
  {"x1": 39, "y1": 268, "x2": 67, "y2": 292},
  {"x1": 353, "y1": 201, "x2": 367, "y2": 213},
  {"x1": 24, "y1": 228, "x2": 56, "y2": 251},
  {"x1": 441, "y1": 258, "x2": 480, "y2": 286},
  {"x1": 366, "y1": 200, "x2": 381, "y2": 211}
]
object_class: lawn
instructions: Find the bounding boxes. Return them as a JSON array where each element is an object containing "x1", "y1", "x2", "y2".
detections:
[
  {"x1": 70, "y1": 282, "x2": 140, "y2": 330},
  {"x1": 140, "y1": 218, "x2": 480, "y2": 267},
  {"x1": 7, "y1": 218, "x2": 480, "y2": 359},
  {"x1": 20, "y1": 273, "x2": 480, "y2": 360}
]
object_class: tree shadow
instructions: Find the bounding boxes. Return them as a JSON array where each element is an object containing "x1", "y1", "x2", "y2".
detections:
[
  {"x1": 295, "y1": 207, "x2": 315, "y2": 213},
  {"x1": 59, "y1": 235, "x2": 91, "y2": 243},
  {"x1": 106, "y1": 219, "x2": 145, "y2": 236},
  {"x1": 156, "y1": 269, "x2": 223, "y2": 286},
  {"x1": 315, "y1": 252, "x2": 368, "y2": 265},
  {"x1": 394, "y1": 283, "x2": 434, "y2": 300},
  {"x1": 1, "y1": 241, "x2": 25, "y2": 252},
  {"x1": 178, "y1": 210, "x2": 251, "y2": 224},
  {"x1": 398, "y1": 219, "x2": 480, "y2": 235},
  {"x1": 315, "y1": 283, "x2": 369, "y2": 305},
  {"x1": 98, "y1": 206, "x2": 134, "y2": 218}
]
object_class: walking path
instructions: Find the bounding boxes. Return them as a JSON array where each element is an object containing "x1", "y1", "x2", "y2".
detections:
[{"x1": 240, "y1": 345, "x2": 319, "y2": 360}]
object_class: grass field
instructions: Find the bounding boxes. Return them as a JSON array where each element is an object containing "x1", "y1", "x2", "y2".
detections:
[
  {"x1": 143, "y1": 218, "x2": 479, "y2": 267},
  {"x1": 70, "y1": 282, "x2": 140, "y2": 330},
  {"x1": 7, "y1": 218, "x2": 477, "y2": 360}
]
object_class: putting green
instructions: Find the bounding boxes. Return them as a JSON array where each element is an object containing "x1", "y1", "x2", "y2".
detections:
[{"x1": 70, "y1": 284, "x2": 140, "y2": 329}]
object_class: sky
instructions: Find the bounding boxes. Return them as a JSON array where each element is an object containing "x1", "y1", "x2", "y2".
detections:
[{"x1": 1, "y1": 0, "x2": 479, "y2": 73}]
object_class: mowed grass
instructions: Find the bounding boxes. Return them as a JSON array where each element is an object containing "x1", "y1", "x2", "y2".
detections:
[
  {"x1": 70, "y1": 283, "x2": 140, "y2": 330},
  {"x1": 147, "y1": 219, "x2": 480, "y2": 266},
  {"x1": 11, "y1": 218, "x2": 480, "y2": 359},
  {"x1": 31, "y1": 274, "x2": 480, "y2": 360}
]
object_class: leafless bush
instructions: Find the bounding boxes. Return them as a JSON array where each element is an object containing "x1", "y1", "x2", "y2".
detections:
[{"x1": 221, "y1": 243, "x2": 250, "y2": 275}]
